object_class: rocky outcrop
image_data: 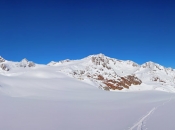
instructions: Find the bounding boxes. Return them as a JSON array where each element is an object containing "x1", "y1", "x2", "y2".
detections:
[
  {"x1": 0, "y1": 56, "x2": 36, "y2": 71},
  {"x1": 152, "y1": 77, "x2": 166, "y2": 83},
  {"x1": 0, "y1": 64, "x2": 9, "y2": 71},
  {"x1": 28, "y1": 62, "x2": 35, "y2": 67},
  {"x1": 20, "y1": 58, "x2": 35, "y2": 67},
  {"x1": 96, "y1": 75, "x2": 142, "y2": 90},
  {"x1": 0, "y1": 56, "x2": 5, "y2": 63},
  {"x1": 0, "y1": 56, "x2": 9, "y2": 71}
]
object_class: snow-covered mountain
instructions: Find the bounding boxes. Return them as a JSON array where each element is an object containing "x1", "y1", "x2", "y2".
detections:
[
  {"x1": 48, "y1": 53, "x2": 175, "y2": 92},
  {"x1": 1, "y1": 54, "x2": 175, "y2": 93},
  {"x1": 0, "y1": 56, "x2": 36, "y2": 71}
]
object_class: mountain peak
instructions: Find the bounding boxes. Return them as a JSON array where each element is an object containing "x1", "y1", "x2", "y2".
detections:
[
  {"x1": 94, "y1": 53, "x2": 105, "y2": 57},
  {"x1": 85, "y1": 53, "x2": 107, "y2": 59},
  {"x1": 141, "y1": 61, "x2": 164, "y2": 70},
  {"x1": 21, "y1": 58, "x2": 28, "y2": 63},
  {"x1": 20, "y1": 58, "x2": 35, "y2": 68}
]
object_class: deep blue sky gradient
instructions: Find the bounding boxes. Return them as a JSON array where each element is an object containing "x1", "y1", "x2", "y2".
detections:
[{"x1": 0, "y1": 0, "x2": 175, "y2": 67}]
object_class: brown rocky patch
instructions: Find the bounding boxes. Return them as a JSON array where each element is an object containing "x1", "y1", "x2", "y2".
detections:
[
  {"x1": 152, "y1": 77, "x2": 166, "y2": 83},
  {"x1": 96, "y1": 75, "x2": 142, "y2": 90},
  {"x1": 104, "y1": 82, "x2": 123, "y2": 90},
  {"x1": 98, "y1": 75, "x2": 104, "y2": 80}
]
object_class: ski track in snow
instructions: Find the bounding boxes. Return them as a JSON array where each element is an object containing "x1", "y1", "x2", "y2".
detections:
[
  {"x1": 128, "y1": 107, "x2": 156, "y2": 130},
  {"x1": 128, "y1": 95, "x2": 173, "y2": 130}
]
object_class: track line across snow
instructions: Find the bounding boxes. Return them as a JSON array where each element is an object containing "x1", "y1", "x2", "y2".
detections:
[
  {"x1": 128, "y1": 107, "x2": 156, "y2": 130},
  {"x1": 128, "y1": 95, "x2": 173, "y2": 130}
]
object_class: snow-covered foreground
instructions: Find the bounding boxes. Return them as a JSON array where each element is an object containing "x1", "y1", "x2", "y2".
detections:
[{"x1": 0, "y1": 88, "x2": 175, "y2": 130}]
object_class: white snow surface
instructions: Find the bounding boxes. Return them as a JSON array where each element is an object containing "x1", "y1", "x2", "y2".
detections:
[{"x1": 0, "y1": 54, "x2": 175, "y2": 130}]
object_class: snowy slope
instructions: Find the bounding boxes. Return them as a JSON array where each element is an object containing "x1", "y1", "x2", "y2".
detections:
[
  {"x1": 1, "y1": 54, "x2": 175, "y2": 93},
  {"x1": 0, "y1": 66, "x2": 96, "y2": 98},
  {"x1": 1, "y1": 54, "x2": 175, "y2": 130}
]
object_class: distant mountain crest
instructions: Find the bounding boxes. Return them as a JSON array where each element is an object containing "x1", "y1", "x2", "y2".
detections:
[
  {"x1": 1, "y1": 54, "x2": 175, "y2": 92},
  {"x1": 0, "y1": 57, "x2": 36, "y2": 71},
  {"x1": 46, "y1": 53, "x2": 175, "y2": 91}
]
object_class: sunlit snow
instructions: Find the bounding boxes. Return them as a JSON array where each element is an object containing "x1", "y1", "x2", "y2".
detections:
[{"x1": 0, "y1": 54, "x2": 175, "y2": 130}]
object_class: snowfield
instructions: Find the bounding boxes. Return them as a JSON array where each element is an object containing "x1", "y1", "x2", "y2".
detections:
[
  {"x1": 0, "y1": 54, "x2": 175, "y2": 130},
  {"x1": 0, "y1": 88, "x2": 175, "y2": 130}
]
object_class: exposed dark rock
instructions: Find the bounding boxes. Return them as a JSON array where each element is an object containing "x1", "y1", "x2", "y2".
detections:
[
  {"x1": 152, "y1": 77, "x2": 166, "y2": 83},
  {"x1": 28, "y1": 61, "x2": 35, "y2": 67},
  {"x1": 0, "y1": 56, "x2": 5, "y2": 62},
  {"x1": 96, "y1": 74, "x2": 142, "y2": 90},
  {"x1": 0, "y1": 64, "x2": 9, "y2": 71}
]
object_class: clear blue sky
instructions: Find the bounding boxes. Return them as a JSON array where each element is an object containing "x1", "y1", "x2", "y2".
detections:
[{"x1": 0, "y1": 0, "x2": 175, "y2": 67}]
